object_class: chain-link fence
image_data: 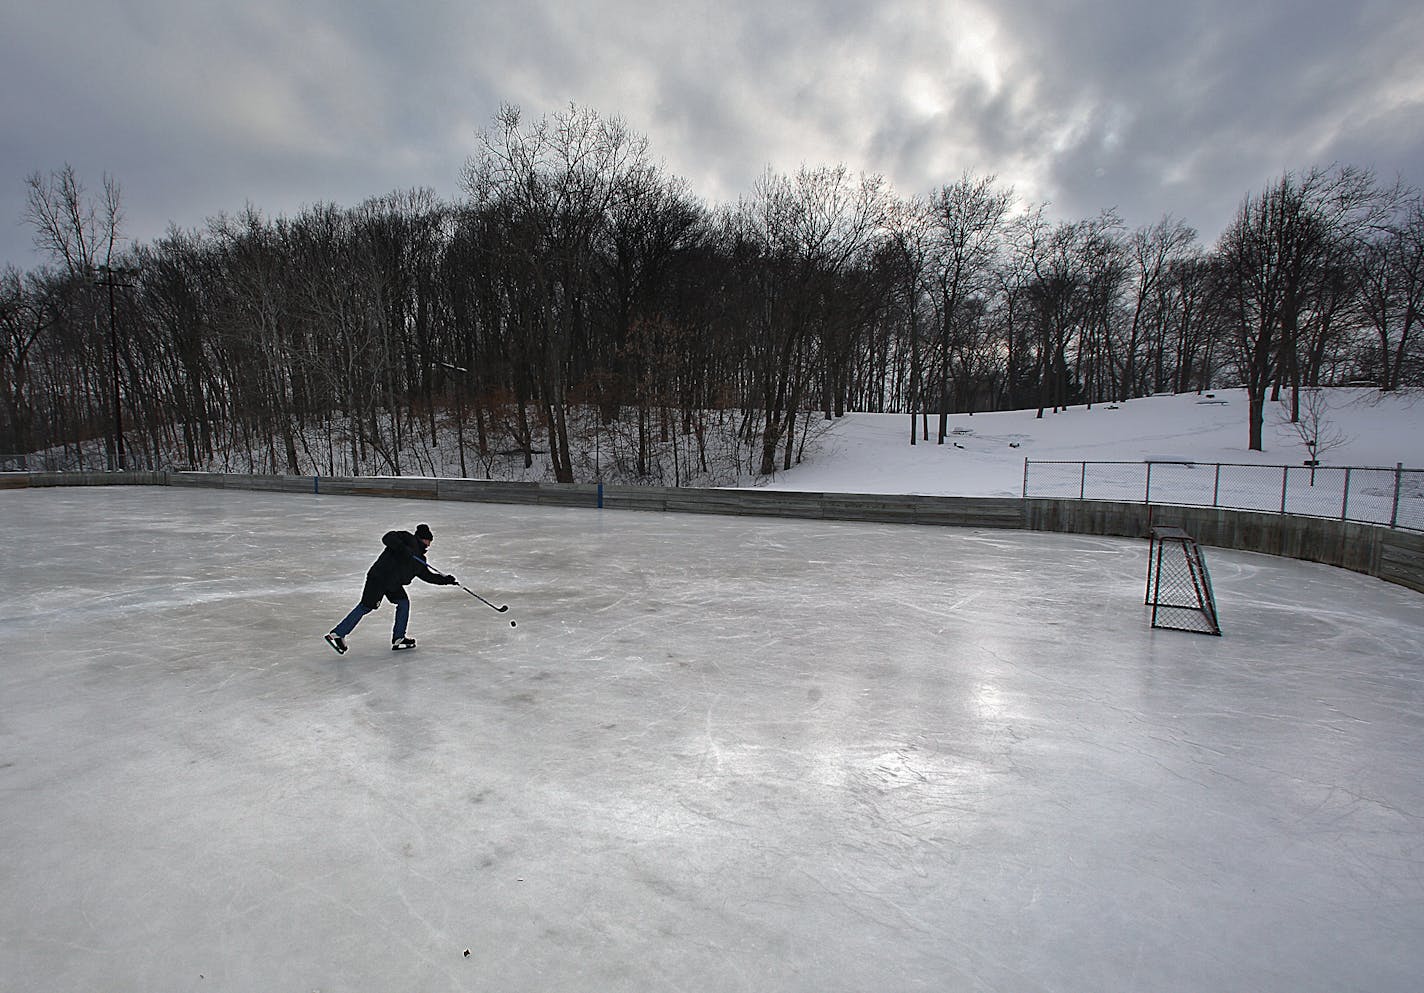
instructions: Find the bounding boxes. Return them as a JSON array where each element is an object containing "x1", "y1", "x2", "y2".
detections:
[{"x1": 1024, "y1": 459, "x2": 1424, "y2": 531}]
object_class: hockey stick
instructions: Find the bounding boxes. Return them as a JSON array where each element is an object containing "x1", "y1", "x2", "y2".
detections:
[{"x1": 412, "y1": 550, "x2": 513, "y2": 619}]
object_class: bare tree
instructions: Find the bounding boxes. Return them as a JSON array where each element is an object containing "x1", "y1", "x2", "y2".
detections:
[
  {"x1": 994, "y1": 211, "x2": 1042, "y2": 409},
  {"x1": 1357, "y1": 191, "x2": 1424, "y2": 390},
  {"x1": 1022, "y1": 212, "x2": 1094, "y2": 418},
  {"x1": 24, "y1": 165, "x2": 129, "y2": 466},
  {"x1": 1162, "y1": 253, "x2": 1226, "y2": 393},
  {"x1": 882, "y1": 196, "x2": 934, "y2": 443},
  {"x1": 732, "y1": 165, "x2": 888, "y2": 475},
  {"x1": 25, "y1": 165, "x2": 123, "y2": 277},
  {"x1": 1278, "y1": 387, "x2": 1350, "y2": 484},
  {"x1": 465, "y1": 104, "x2": 654, "y2": 482},
  {"x1": 1075, "y1": 211, "x2": 1127, "y2": 407},
  {"x1": 1121, "y1": 215, "x2": 1197, "y2": 399},
  {"x1": 1216, "y1": 165, "x2": 1384, "y2": 450},
  {"x1": 0, "y1": 266, "x2": 53, "y2": 458},
  {"x1": 926, "y1": 172, "x2": 1012, "y2": 442}
]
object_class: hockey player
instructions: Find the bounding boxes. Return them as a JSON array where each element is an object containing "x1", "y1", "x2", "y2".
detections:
[{"x1": 325, "y1": 523, "x2": 457, "y2": 653}]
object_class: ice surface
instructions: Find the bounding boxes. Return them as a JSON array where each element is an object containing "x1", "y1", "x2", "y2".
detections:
[{"x1": 2, "y1": 487, "x2": 1423, "y2": 992}]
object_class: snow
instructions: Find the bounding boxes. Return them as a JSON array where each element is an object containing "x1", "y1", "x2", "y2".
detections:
[{"x1": 759, "y1": 387, "x2": 1424, "y2": 497}]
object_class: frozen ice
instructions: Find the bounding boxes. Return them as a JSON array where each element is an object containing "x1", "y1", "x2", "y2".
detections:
[{"x1": 2, "y1": 487, "x2": 1423, "y2": 992}]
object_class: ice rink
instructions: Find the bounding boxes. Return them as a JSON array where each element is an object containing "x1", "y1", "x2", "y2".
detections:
[{"x1": 3, "y1": 486, "x2": 1423, "y2": 992}]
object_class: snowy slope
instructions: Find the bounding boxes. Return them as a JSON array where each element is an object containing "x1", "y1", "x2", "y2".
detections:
[{"x1": 757, "y1": 388, "x2": 1424, "y2": 498}]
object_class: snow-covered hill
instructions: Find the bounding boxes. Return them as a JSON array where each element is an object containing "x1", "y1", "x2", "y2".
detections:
[{"x1": 758, "y1": 388, "x2": 1424, "y2": 498}]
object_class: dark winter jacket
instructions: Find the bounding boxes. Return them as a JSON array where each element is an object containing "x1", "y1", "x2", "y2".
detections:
[{"x1": 366, "y1": 530, "x2": 455, "y2": 591}]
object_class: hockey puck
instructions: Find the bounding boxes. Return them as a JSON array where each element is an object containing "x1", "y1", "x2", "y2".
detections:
[{"x1": 510, "y1": 620, "x2": 517, "y2": 628}]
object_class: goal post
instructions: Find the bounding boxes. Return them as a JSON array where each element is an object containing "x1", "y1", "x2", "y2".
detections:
[{"x1": 1145, "y1": 526, "x2": 1222, "y2": 636}]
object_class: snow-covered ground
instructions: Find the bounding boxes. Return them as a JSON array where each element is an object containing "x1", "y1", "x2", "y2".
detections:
[{"x1": 760, "y1": 387, "x2": 1424, "y2": 497}]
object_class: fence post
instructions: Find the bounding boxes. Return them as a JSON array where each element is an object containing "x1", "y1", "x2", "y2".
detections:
[
  {"x1": 1080, "y1": 462, "x2": 1087, "y2": 500},
  {"x1": 1391, "y1": 462, "x2": 1403, "y2": 528},
  {"x1": 1341, "y1": 467, "x2": 1351, "y2": 521},
  {"x1": 1213, "y1": 463, "x2": 1221, "y2": 508},
  {"x1": 1145, "y1": 462, "x2": 1153, "y2": 504},
  {"x1": 1022, "y1": 459, "x2": 1030, "y2": 499},
  {"x1": 1280, "y1": 465, "x2": 1289, "y2": 514}
]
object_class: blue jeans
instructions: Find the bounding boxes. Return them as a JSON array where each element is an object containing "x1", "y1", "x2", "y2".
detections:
[{"x1": 333, "y1": 598, "x2": 410, "y2": 641}]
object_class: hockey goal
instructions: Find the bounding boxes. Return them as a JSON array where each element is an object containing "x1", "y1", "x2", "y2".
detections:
[{"x1": 1144, "y1": 526, "x2": 1222, "y2": 636}]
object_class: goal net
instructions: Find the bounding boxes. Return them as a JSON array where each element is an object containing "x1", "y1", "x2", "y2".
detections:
[{"x1": 1145, "y1": 526, "x2": 1222, "y2": 636}]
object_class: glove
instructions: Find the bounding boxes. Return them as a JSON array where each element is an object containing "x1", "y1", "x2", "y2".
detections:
[{"x1": 443, "y1": 574, "x2": 458, "y2": 586}]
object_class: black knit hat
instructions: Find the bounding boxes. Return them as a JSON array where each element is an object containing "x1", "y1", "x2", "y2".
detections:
[{"x1": 414, "y1": 523, "x2": 434, "y2": 541}]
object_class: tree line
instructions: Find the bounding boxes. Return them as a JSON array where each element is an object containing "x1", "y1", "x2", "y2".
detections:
[{"x1": 3, "y1": 104, "x2": 1422, "y2": 482}]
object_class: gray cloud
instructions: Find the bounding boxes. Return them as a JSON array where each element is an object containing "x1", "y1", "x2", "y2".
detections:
[{"x1": 4, "y1": 0, "x2": 1422, "y2": 269}]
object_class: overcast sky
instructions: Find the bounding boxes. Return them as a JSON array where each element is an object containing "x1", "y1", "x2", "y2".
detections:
[{"x1": 4, "y1": 0, "x2": 1423, "y2": 271}]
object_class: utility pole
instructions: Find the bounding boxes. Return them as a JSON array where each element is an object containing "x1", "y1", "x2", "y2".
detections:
[
  {"x1": 95, "y1": 265, "x2": 137, "y2": 471},
  {"x1": 435, "y1": 360, "x2": 470, "y2": 478}
]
